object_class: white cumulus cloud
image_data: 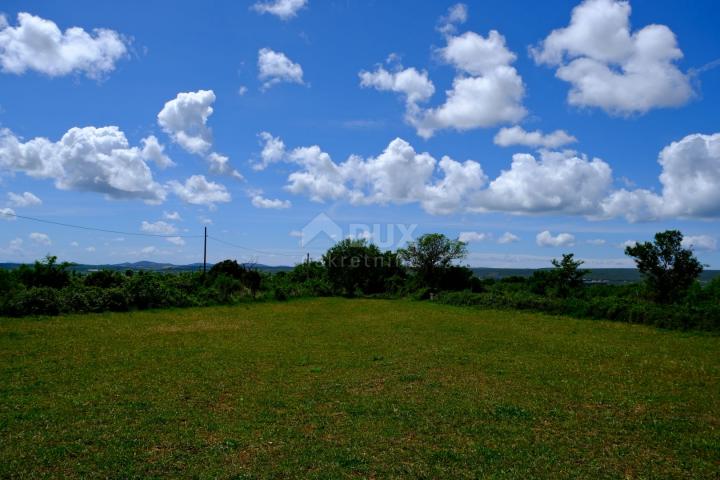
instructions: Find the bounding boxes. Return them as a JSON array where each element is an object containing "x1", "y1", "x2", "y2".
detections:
[
  {"x1": 600, "y1": 133, "x2": 720, "y2": 221},
  {"x1": 163, "y1": 211, "x2": 182, "y2": 221},
  {"x1": 0, "y1": 126, "x2": 166, "y2": 204},
  {"x1": 359, "y1": 65, "x2": 435, "y2": 106},
  {"x1": 494, "y1": 126, "x2": 577, "y2": 149},
  {"x1": 0, "y1": 207, "x2": 16, "y2": 220},
  {"x1": 0, "y1": 12, "x2": 128, "y2": 78},
  {"x1": 531, "y1": 0, "x2": 692, "y2": 114},
  {"x1": 157, "y1": 89, "x2": 215, "y2": 155},
  {"x1": 251, "y1": 194, "x2": 292, "y2": 209},
  {"x1": 168, "y1": 175, "x2": 231, "y2": 207},
  {"x1": 682, "y1": 235, "x2": 717, "y2": 252},
  {"x1": 7, "y1": 191, "x2": 41, "y2": 207},
  {"x1": 141, "y1": 221, "x2": 177, "y2": 235},
  {"x1": 437, "y1": 3, "x2": 468, "y2": 35},
  {"x1": 459, "y1": 231, "x2": 489, "y2": 243},
  {"x1": 498, "y1": 232, "x2": 520, "y2": 244},
  {"x1": 252, "y1": 0, "x2": 308, "y2": 20},
  {"x1": 29, "y1": 232, "x2": 51, "y2": 246},
  {"x1": 470, "y1": 150, "x2": 612, "y2": 215},
  {"x1": 536, "y1": 231, "x2": 575, "y2": 247},
  {"x1": 360, "y1": 8, "x2": 526, "y2": 138},
  {"x1": 258, "y1": 48, "x2": 304, "y2": 90},
  {"x1": 166, "y1": 236, "x2": 186, "y2": 246},
  {"x1": 254, "y1": 131, "x2": 287, "y2": 170},
  {"x1": 141, "y1": 135, "x2": 175, "y2": 169}
]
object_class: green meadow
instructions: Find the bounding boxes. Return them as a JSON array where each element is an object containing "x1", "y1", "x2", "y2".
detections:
[{"x1": 1, "y1": 298, "x2": 718, "y2": 478}]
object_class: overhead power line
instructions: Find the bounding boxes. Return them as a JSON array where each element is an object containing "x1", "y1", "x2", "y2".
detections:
[
  {"x1": 1, "y1": 211, "x2": 203, "y2": 238},
  {"x1": 2, "y1": 211, "x2": 308, "y2": 260}
]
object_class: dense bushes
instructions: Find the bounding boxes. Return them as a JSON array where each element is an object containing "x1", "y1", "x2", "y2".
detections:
[
  {"x1": 0, "y1": 256, "x2": 271, "y2": 317},
  {"x1": 1, "y1": 229, "x2": 718, "y2": 331},
  {"x1": 436, "y1": 279, "x2": 720, "y2": 331}
]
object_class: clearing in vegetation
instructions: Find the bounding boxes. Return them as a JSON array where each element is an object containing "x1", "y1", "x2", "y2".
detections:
[{"x1": 1, "y1": 298, "x2": 718, "y2": 478}]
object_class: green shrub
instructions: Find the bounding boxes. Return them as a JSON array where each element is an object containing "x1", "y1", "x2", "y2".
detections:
[
  {"x1": 7, "y1": 287, "x2": 61, "y2": 316},
  {"x1": 85, "y1": 270, "x2": 125, "y2": 289}
]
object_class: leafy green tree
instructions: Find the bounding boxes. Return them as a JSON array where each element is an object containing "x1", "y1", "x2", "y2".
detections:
[
  {"x1": 209, "y1": 259, "x2": 247, "y2": 280},
  {"x1": 551, "y1": 253, "x2": 589, "y2": 297},
  {"x1": 398, "y1": 234, "x2": 467, "y2": 288},
  {"x1": 625, "y1": 230, "x2": 704, "y2": 303},
  {"x1": 323, "y1": 239, "x2": 401, "y2": 295},
  {"x1": 17, "y1": 255, "x2": 73, "y2": 289}
]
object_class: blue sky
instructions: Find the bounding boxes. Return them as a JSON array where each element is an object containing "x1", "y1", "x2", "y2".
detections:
[{"x1": 1, "y1": 0, "x2": 719, "y2": 267}]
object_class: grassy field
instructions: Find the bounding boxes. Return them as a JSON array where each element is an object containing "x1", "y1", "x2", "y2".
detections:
[{"x1": 1, "y1": 299, "x2": 718, "y2": 479}]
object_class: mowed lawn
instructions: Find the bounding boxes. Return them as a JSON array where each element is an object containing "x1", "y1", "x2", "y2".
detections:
[{"x1": 1, "y1": 299, "x2": 718, "y2": 479}]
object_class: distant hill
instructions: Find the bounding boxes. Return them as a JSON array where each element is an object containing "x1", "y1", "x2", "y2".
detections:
[
  {"x1": 1, "y1": 262, "x2": 717, "y2": 284},
  {"x1": 471, "y1": 267, "x2": 720, "y2": 284}
]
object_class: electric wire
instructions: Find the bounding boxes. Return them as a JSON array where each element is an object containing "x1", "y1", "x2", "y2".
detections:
[{"x1": 1, "y1": 211, "x2": 203, "y2": 238}]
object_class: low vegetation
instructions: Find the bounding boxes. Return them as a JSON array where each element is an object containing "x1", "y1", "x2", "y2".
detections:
[{"x1": 1, "y1": 230, "x2": 718, "y2": 330}]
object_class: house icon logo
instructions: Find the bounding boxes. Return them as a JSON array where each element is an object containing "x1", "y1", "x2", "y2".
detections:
[{"x1": 301, "y1": 213, "x2": 342, "y2": 247}]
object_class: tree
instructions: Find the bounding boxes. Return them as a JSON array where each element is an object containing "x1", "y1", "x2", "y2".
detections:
[
  {"x1": 625, "y1": 230, "x2": 704, "y2": 303},
  {"x1": 551, "y1": 253, "x2": 588, "y2": 297},
  {"x1": 209, "y1": 259, "x2": 247, "y2": 280},
  {"x1": 322, "y1": 239, "x2": 401, "y2": 296},
  {"x1": 398, "y1": 233, "x2": 467, "y2": 288},
  {"x1": 17, "y1": 255, "x2": 73, "y2": 289}
]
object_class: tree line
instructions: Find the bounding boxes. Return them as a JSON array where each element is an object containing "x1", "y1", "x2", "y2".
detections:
[{"x1": 0, "y1": 230, "x2": 717, "y2": 330}]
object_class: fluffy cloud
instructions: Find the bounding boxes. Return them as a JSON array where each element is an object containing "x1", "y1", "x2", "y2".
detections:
[
  {"x1": 0, "y1": 12, "x2": 127, "y2": 78},
  {"x1": 157, "y1": 90, "x2": 215, "y2": 154},
  {"x1": 163, "y1": 211, "x2": 182, "y2": 221},
  {"x1": 258, "y1": 48, "x2": 304, "y2": 90},
  {"x1": 600, "y1": 133, "x2": 720, "y2": 221},
  {"x1": 29, "y1": 232, "x2": 51, "y2": 245},
  {"x1": 251, "y1": 194, "x2": 291, "y2": 209},
  {"x1": 0, "y1": 207, "x2": 16, "y2": 220},
  {"x1": 7, "y1": 191, "x2": 41, "y2": 207},
  {"x1": 498, "y1": 232, "x2": 520, "y2": 244},
  {"x1": 168, "y1": 175, "x2": 231, "y2": 207},
  {"x1": 285, "y1": 145, "x2": 349, "y2": 201},
  {"x1": 359, "y1": 66, "x2": 435, "y2": 106},
  {"x1": 682, "y1": 235, "x2": 717, "y2": 252},
  {"x1": 141, "y1": 135, "x2": 174, "y2": 169},
  {"x1": 157, "y1": 90, "x2": 240, "y2": 177},
  {"x1": 494, "y1": 126, "x2": 577, "y2": 148},
  {"x1": 470, "y1": 150, "x2": 612, "y2": 215},
  {"x1": 531, "y1": 0, "x2": 692, "y2": 114},
  {"x1": 254, "y1": 132, "x2": 286, "y2": 170},
  {"x1": 140, "y1": 220, "x2": 177, "y2": 235},
  {"x1": 536, "y1": 231, "x2": 575, "y2": 247},
  {"x1": 0, "y1": 237, "x2": 23, "y2": 255},
  {"x1": 421, "y1": 155, "x2": 486, "y2": 215},
  {"x1": 258, "y1": 134, "x2": 485, "y2": 214},
  {"x1": 207, "y1": 152, "x2": 243, "y2": 179},
  {"x1": 361, "y1": 8, "x2": 526, "y2": 138},
  {"x1": 0, "y1": 126, "x2": 166, "y2": 203},
  {"x1": 459, "y1": 231, "x2": 489, "y2": 243},
  {"x1": 437, "y1": 3, "x2": 468, "y2": 35},
  {"x1": 252, "y1": 0, "x2": 308, "y2": 20},
  {"x1": 166, "y1": 236, "x2": 186, "y2": 246},
  {"x1": 257, "y1": 131, "x2": 720, "y2": 221}
]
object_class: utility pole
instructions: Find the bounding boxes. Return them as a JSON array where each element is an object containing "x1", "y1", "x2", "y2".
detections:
[
  {"x1": 306, "y1": 252, "x2": 310, "y2": 282},
  {"x1": 203, "y1": 226, "x2": 208, "y2": 275}
]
